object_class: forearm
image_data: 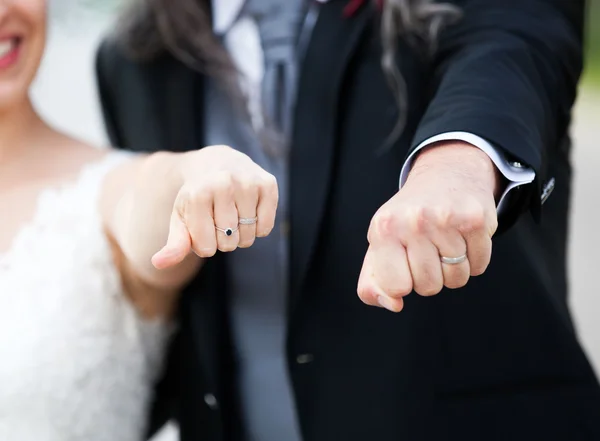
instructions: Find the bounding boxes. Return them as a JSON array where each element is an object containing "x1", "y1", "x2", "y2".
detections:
[
  {"x1": 414, "y1": 0, "x2": 583, "y2": 226},
  {"x1": 106, "y1": 151, "x2": 202, "y2": 290}
]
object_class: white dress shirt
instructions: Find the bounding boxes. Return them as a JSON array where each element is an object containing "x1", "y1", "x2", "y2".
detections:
[{"x1": 213, "y1": 0, "x2": 535, "y2": 213}]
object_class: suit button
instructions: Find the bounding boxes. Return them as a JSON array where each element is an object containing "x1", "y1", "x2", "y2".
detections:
[
  {"x1": 204, "y1": 393, "x2": 219, "y2": 410},
  {"x1": 296, "y1": 353, "x2": 314, "y2": 364}
]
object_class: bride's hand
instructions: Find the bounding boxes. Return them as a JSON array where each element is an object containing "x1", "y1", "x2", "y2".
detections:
[{"x1": 150, "y1": 145, "x2": 278, "y2": 270}]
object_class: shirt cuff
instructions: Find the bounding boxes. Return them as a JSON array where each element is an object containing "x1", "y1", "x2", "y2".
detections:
[{"x1": 399, "y1": 132, "x2": 536, "y2": 213}]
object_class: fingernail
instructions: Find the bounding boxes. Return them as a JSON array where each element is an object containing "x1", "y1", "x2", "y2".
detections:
[{"x1": 377, "y1": 296, "x2": 395, "y2": 312}]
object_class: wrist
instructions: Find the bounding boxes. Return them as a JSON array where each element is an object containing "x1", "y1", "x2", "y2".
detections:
[
  {"x1": 140, "y1": 151, "x2": 185, "y2": 197},
  {"x1": 410, "y1": 141, "x2": 503, "y2": 199}
]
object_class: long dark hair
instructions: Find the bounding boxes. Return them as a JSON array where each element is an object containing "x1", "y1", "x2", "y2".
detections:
[{"x1": 116, "y1": 0, "x2": 460, "y2": 143}]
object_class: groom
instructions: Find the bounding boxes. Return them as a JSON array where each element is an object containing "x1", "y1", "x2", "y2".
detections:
[{"x1": 97, "y1": 0, "x2": 600, "y2": 440}]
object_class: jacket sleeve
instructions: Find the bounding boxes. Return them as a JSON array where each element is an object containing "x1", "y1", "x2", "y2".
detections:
[{"x1": 411, "y1": 0, "x2": 584, "y2": 231}]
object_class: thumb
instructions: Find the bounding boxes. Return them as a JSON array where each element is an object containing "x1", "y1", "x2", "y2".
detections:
[{"x1": 151, "y1": 210, "x2": 192, "y2": 270}]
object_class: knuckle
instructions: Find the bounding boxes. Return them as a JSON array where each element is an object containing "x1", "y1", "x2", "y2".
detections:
[
  {"x1": 260, "y1": 170, "x2": 276, "y2": 182},
  {"x1": 488, "y1": 214, "x2": 499, "y2": 235},
  {"x1": 470, "y1": 262, "x2": 489, "y2": 277},
  {"x1": 179, "y1": 183, "x2": 213, "y2": 203},
  {"x1": 213, "y1": 144, "x2": 233, "y2": 151},
  {"x1": 195, "y1": 247, "x2": 216, "y2": 258},
  {"x1": 218, "y1": 243, "x2": 238, "y2": 253},
  {"x1": 372, "y1": 209, "x2": 398, "y2": 238},
  {"x1": 215, "y1": 144, "x2": 242, "y2": 158},
  {"x1": 468, "y1": 209, "x2": 487, "y2": 231},
  {"x1": 444, "y1": 281, "x2": 460, "y2": 290},
  {"x1": 458, "y1": 204, "x2": 487, "y2": 233},
  {"x1": 256, "y1": 227, "x2": 273, "y2": 238},
  {"x1": 444, "y1": 274, "x2": 469, "y2": 289},
  {"x1": 417, "y1": 287, "x2": 441, "y2": 297},
  {"x1": 415, "y1": 281, "x2": 442, "y2": 297},
  {"x1": 174, "y1": 194, "x2": 189, "y2": 218},
  {"x1": 410, "y1": 205, "x2": 455, "y2": 233},
  {"x1": 366, "y1": 223, "x2": 376, "y2": 245},
  {"x1": 406, "y1": 205, "x2": 431, "y2": 235},
  {"x1": 195, "y1": 189, "x2": 213, "y2": 206},
  {"x1": 238, "y1": 238, "x2": 256, "y2": 248},
  {"x1": 357, "y1": 284, "x2": 377, "y2": 303},
  {"x1": 263, "y1": 172, "x2": 277, "y2": 187},
  {"x1": 262, "y1": 173, "x2": 279, "y2": 197},
  {"x1": 235, "y1": 149, "x2": 252, "y2": 162},
  {"x1": 431, "y1": 206, "x2": 453, "y2": 229},
  {"x1": 356, "y1": 285, "x2": 368, "y2": 302},
  {"x1": 470, "y1": 267, "x2": 484, "y2": 277},
  {"x1": 235, "y1": 177, "x2": 259, "y2": 196},
  {"x1": 385, "y1": 283, "x2": 413, "y2": 299},
  {"x1": 175, "y1": 187, "x2": 197, "y2": 216},
  {"x1": 212, "y1": 172, "x2": 235, "y2": 194}
]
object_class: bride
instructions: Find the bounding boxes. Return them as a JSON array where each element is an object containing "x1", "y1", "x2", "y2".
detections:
[{"x1": 0, "y1": 1, "x2": 278, "y2": 439}]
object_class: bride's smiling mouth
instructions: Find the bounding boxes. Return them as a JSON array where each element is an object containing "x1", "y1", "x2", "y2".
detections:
[{"x1": 0, "y1": 37, "x2": 22, "y2": 70}]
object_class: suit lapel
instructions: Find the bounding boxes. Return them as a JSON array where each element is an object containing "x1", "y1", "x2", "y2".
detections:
[
  {"x1": 143, "y1": 56, "x2": 200, "y2": 153},
  {"x1": 289, "y1": 1, "x2": 372, "y2": 307},
  {"x1": 163, "y1": 63, "x2": 200, "y2": 152}
]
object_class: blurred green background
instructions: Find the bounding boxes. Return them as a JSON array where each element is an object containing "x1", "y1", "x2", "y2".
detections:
[{"x1": 585, "y1": 0, "x2": 600, "y2": 85}]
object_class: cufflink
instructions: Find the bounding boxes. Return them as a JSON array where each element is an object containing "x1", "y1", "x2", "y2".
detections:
[{"x1": 540, "y1": 177, "x2": 555, "y2": 205}]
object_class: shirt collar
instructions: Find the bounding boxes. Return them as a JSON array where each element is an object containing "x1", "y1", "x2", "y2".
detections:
[{"x1": 212, "y1": 0, "x2": 246, "y2": 34}]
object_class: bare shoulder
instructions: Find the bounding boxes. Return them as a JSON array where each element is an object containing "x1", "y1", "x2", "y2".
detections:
[
  {"x1": 45, "y1": 132, "x2": 142, "y2": 195},
  {"x1": 46, "y1": 132, "x2": 140, "y2": 230},
  {"x1": 36, "y1": 132, "x2": 123, "y2": 184},
  {"x1": 48, "y1": 134, "x2": 108, "y2": 169}
]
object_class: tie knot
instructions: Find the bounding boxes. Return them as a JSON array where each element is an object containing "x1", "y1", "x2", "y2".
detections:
[{"x1": 244, "y1": 0, "x2": 305, "y2": 63}]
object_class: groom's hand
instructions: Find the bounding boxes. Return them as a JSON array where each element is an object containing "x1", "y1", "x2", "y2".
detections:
[{"x1": 357, "y1": 142, "x2": 501, "y2": 312}]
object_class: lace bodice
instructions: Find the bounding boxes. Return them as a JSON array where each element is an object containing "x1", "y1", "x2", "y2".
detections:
[{"x1": 0, "y1": 152, "x2": 171, "y2": 441}]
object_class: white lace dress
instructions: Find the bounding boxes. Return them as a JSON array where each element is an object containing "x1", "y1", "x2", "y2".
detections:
[{"x1": 0, "y1": 152, "x2": 172, "y2": 441}]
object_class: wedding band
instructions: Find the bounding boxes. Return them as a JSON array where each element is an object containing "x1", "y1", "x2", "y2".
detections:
[
  {"x1": 440, "y1": 254, "x2": 467, "y2": 265},
  {"x1": 215, "y1": 226, "x2": 239, "y2": 237},
  {"x1": 239, "y1": 217, "x2": 258, "y2": 226}
]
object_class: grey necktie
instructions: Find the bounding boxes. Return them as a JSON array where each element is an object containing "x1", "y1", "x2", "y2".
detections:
[{"x1": 245, "y1": 0, "x2": 306, "y2": 147}]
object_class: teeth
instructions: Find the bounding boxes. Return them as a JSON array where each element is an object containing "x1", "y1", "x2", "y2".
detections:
[{"x1": 0, "y1": 40, "x2": 14, "y2": 58}]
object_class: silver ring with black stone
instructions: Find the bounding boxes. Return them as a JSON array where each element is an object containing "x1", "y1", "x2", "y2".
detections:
[{"x1": 215, "y1": 225, "x2": 240, "y2": 237}]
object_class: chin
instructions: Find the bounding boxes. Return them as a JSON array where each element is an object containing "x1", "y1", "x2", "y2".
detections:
[
  {"x1": 0, "y1": 40, "x2": 44, "y2": 113},
  {"x1": 0, "y1": 86, "x2": 29, "y2": 114}
]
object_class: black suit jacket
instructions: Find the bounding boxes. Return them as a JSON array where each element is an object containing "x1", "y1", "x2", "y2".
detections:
[{"x1": 96, "y1": 1, "x2": 600, "y2": 440}]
